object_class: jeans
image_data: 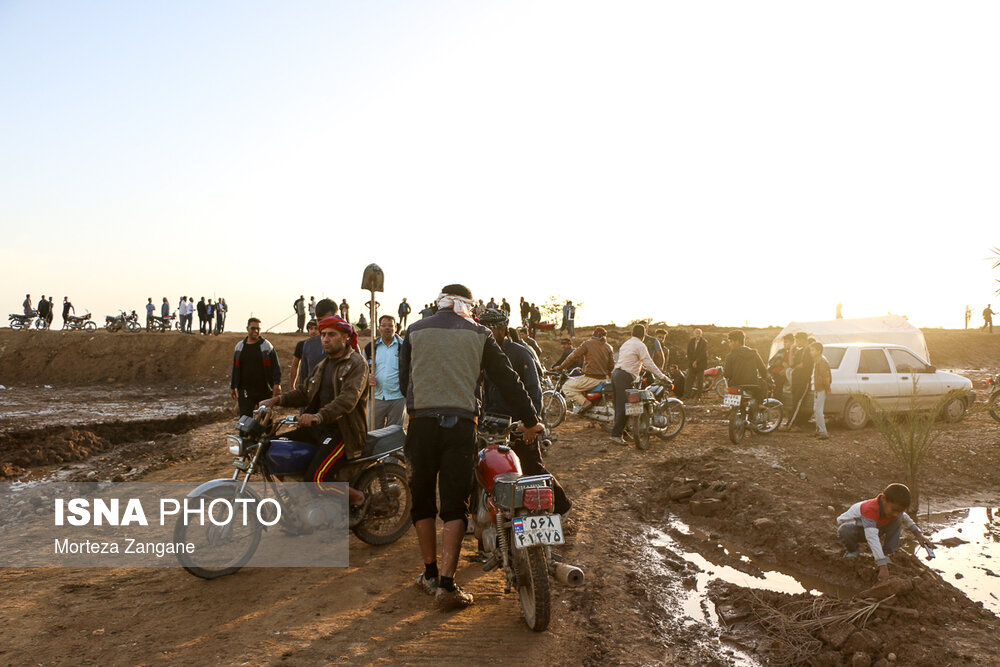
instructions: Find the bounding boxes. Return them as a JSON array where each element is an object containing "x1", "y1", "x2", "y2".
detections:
[
  {"x1": 216, "y1": 314, "x2": 225, "y2": 334},
  {"x1": 838, "y1": 517, "x2": 902, "y2": 561},
  {"x1": 813, "y1": 390, "x2": 827, "y2": 435},
  {"x1": 610, "y1": 368, "x2": 635, "y2": 437}
]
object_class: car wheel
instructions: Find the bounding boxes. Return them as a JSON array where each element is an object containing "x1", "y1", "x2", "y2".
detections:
[
  {"x1": 940, "y1": 397, "x2": 966, "y2": 423},
  {"x1": 842, "y1": 398, "x2": 868, "y2": 430}
]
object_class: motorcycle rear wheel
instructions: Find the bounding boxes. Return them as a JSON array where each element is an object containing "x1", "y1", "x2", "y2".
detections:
[
  {"x1": 352, "y1": 462, "x2": 412, "y2": 546},
  {"x1": 174, "y1": 486, "x2": 263, "y2": 579},
  {"x1": 630, "y1": 413, "x2": 651, "y2": 450},
  {"x1": 752, "y1": 404, "x2": 782, "y2": 434},
  {"x1": 126, "y1": 320, "x2": 141, "y2": 332},
  {"x1": 728, "y1": 409, "x2": 746, "y2": 444},
  {"x1": 10, "y1": 319, "x2": 22, "y2": 330},
  {"x1": 34, "y1": 319, "x2": 48, "y2": 330},
  {"x1": 515, "y1": 544, "x2": 551, "y2": 632},
  {"x1": 989, "y1": 391, "x2": 1000, "y2": 423},
  {"x1": 541, "y1": 391, "x2": 566, "y2": 429}
]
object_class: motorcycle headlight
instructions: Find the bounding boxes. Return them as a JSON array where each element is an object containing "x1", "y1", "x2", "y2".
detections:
[{"x1": 227, "y1": 435, "x2": 244, "y2": 456}]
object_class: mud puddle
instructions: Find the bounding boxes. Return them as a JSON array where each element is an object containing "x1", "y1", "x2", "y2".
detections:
[
  {"x1": 918, "y1": 506, "x2": 1000, "y2": 614},
  {"x1": 0, "y1": 385, "x2": 228, "y2": 433},
  {"x1": 638, "y1": 518, "x2": 853, "y2": 666}
]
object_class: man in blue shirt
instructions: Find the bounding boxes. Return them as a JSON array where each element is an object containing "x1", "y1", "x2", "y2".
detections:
[{"x1": 364, "y1": 314, "x2": 405, "y2": 427}]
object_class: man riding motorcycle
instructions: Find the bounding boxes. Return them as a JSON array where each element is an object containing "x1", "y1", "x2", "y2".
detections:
[
  {"x1": 723, "y1": 330, "x2": 771, "y2": 414},
  {"x1": 552, "y1": 326, "x2": 614, "y2": 414}
]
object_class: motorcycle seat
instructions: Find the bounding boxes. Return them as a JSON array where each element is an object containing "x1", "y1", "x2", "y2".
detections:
[{"x1": 362, "y1": 424, "x2": 405, "y2": 458}]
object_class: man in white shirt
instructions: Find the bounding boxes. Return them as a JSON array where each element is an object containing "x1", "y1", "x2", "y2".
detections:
[{"x1": 610, "y1": 324, "x2": 669, "y2": 444}]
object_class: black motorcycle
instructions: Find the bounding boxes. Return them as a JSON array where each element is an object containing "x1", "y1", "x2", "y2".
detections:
[{"x1": 63, "y1": 312, "x2": 97, "y2": 331}]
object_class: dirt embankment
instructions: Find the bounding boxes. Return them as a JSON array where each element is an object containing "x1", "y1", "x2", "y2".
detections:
[{"x1": 3, "y1": 325, "x2": 996, "y2": 389}]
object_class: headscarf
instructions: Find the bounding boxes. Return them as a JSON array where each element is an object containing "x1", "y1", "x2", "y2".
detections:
[
  {"x1": 436, "y1": 293, "x2": 475, "y2": 321},
  {"x1": 318, "y1": 315, "x2": 359, "y2": 350}
]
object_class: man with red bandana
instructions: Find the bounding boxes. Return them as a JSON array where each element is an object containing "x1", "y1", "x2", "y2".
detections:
[{"x1": 260, "y1": 316, "x2": 369, "y2": 520}]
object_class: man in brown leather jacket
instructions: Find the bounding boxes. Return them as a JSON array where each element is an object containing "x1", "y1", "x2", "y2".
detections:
[{"x1": 260, "y1": 316, "x2": 369, "y2": 513}]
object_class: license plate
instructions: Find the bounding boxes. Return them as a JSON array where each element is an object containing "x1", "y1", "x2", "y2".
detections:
[
  {"x1": 722, "y1": 393, "x2": 742, "y2": 407},
  {"x1": 512, "y1": 514, "x2": 564, "y2": 548},
  {"x1": 625, "y1": 403, "x2": 644, "y2": 416}
]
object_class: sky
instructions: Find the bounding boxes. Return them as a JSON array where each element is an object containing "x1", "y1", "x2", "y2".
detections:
[{"x1": 1, "y1": 1, "x2": 998, "y2": 332}]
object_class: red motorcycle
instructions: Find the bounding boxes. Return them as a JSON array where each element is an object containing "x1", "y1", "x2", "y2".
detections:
[
  {"x1": 63, "y1": 312, "x2": 97, "y2": 331},
  {"x1": 469, "y1": 414, "x2": 584, "y2": 632}
]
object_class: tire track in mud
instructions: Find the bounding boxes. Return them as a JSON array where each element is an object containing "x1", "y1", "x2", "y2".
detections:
[{"x1": 0, "y1": 410, "x2": 230, "y2": 477}]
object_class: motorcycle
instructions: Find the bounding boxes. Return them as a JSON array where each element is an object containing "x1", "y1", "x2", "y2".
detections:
[
  {"x1": 105, "y1": 311, "x2": 141, "y2": 332},
  {"x1": 722, "y1": 384, "x2": 782, "y2": 444},
  {"x1": 470, "y1": 414, "x2": 584, "y2": 632},
  {"x1": 148, "y1": 313, "x2": 177, "y2": 332},
  {"x1": 175, "y1": 406, "x2": 412, "y2": 579},
  {"x1": 987, "y1": 374, "x2": 1000, "y2": 423},
  {"x1": 701, "y1": 359, "x2": 727, "y2": 398},
  {"x1": 9, "y1": 311, "x2": 42, "y2": 330},
  {"x1": 546, "y1": 371, "x2": 674, "y2": 449},
  {"x1": 63, "y1": 312, "x2": 97, "y2": 331}
]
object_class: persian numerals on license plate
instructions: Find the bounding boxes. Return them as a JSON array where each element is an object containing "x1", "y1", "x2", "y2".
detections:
[
  {"x1": 722, "y1": 393, "x2": 742, "y2": 407},
  {"x1": 512, "y1": 514, "x2": 564, "y2": 549},
  {"x1": 625, "y1": 403, "x2": 644, "y2": 416}
]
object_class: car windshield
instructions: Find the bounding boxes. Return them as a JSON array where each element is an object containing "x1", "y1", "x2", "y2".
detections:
[{"x1": 822, "y1": 347, "x2": 846, "y2": 369}]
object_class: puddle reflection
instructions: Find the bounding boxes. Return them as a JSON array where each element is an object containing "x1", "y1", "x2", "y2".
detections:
[{"x1": 920, "y1": 507, "x2": 1000, "y2": 614}]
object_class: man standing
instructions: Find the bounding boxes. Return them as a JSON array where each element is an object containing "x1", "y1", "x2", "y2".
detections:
[
  {"x1": 644, "y1": 325, "x2": 665, "y2": 370},
  {"x1": 339, "y1": 299, "x2": 350, "y2": 322},
  {"x1": 259, "y1": 316, "x2": 368, "y2": 518},
  {"x1": 145, "y1": 298, "x2": 155, "y2": 331},
  {"x1": 398, "y1": 298, "x2": 411, "y2": 329},
  {"x1": 553, "y1": 327, "x2": 614, "y2": 413},
  {"x1": 36, "y1": 295, "x2": 50, "y2": 329},
  {"x1": 610, "y1": 324, "x2": 669, "y2": 444},
  {"x1": 810, "y1": 342, "x2": 831, "y2": 440},
  {"x1": 161, "y1": 297, "x2": 170, "y2": 320},
  {"x1": 206, "y1": 299, "x2": 215, "y2": 334},
  {"x1": 308, "y1": 296, "x2": 316, "y2": 321},
  {"x1": 983, "y1": 304, "x2": 996, "y2": 333},
  {"x1": 364, "y1": 315, "x2": 405, "y2": 428},
  {"x1": 230, "y1": 317, "x2": 281, "y2": 417},
  {"x1": 500, "y1": 298, "x2": 511, "y2": 317},
  {"x1": 789, "y1": 331, "x2": 814, "y2": 429},
  {"x1": 61, "y1": 297, "x2": 75, "y2": 328},
  {"x1": 400, "y1": 285, "x2": 543, "y2": 610},
  {"x1": 45, "y1": 297, "x2": 54, "y2": 328},
  {"x1": 293, "y1": 295, "x2": 306, "y2": 333},
  {"x1": 519, "y1": 297, "x2": 529, "y2": 327},
  {"x1": 178, "y1": 297, "x2": 188, "y2": 333},
  {"x1": 197, "y1": 297, "x2": 208, "y2": 334},
  {"x1": 686, "y1": 328, "x2": 708, "y2": 399},
  {"x1": 964, "y1": 305, "x2": 971, "y2": 329},
  {"x1": 528, "y1": 303, "x2": 541, "y2": 338},
  {"x1": 480, "y1": 309, "x2": 571, "y2": 515},
  {"x1": 215, "y1": 298, "x2": 227, "y2": 334},
  {"x1": 561, "y1": 300, "x2": 576, "y2": 339},
  {"x1": 836, "y1": 302, "x2": 844, "y2": 319},
  {"x1": 23, "y1": 294, "x2": 32, "y2": 316},
  {"x1": 768, "y1": 333, "x2": 795, "y2": 399}
]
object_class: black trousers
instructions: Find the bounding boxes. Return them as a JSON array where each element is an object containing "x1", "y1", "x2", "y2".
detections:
[
  {"x1": 510, "y1": 436, "x2": 571, "y2": 515},
  {"x1": 610, "y1": 368, "x2": 635, "y2": 437},
  {"x1": 791, "y1": 371, "x2": 812, "y2": 426},
  {"x1": 282, "y1": 423, "x2": 347, "y2": 493},
  {"x1": 405, "y1": 416, "x2": 477, "y2": 525},
  {"x1": 237, "y1": 388, "x2": 272, "y2": 417}
]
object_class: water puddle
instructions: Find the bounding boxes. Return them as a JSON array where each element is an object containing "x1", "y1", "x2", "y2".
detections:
[{"x1": 918, "y1": 507, "x2": 1000, "y2": 614}]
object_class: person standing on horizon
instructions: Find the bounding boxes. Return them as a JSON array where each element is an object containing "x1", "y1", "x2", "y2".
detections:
[
  {"x1": 983, "y1": 304, "x2": 996, "y2": 333},
  {"x1": 293, "y1": 295, "x2": 306, "y2": 333},
  {"x1": 197, "y1": 297, "x2": 208, "y2": 334},
  {"x1": 686, "y1": 328, "x2": 708, "y2": 399},
  {"x1": 23, "y1": 294, "x2": 32, "y2": 316},
  {"x1": 145, "y1": 298, "x2": 155, "y2": 331},
  {"x1": 836, "y1": 302, "x2": 843, "y2": 319},
  {"x1": 964, "y1": 305, "x2": 971, "y2": 329},
  {"x1": 561, "y1": 300, "x2": 576, "y2": 339},
  {"x1": 161, "y1": 297, "x2": 169, "y2": 319},
  {"x1": 398, "y1": 298, "x2": 411, "y2": 329},
  {"x1": 216, "y1": 298, "x2": 227, "y2": 334},
  {"x1": 340, "y1": 299, "x2": 350, "y2": 322},
  {"x1": 61, "y1": 297, "x2": 74, "y2": 328},
  {"x1": 500, "y1": 297, "x2": 510, "y2": 317}
]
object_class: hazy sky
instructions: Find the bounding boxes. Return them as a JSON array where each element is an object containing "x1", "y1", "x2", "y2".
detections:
[{"x1": 2, "y1": 1, "x2": 997, "y2": 332}]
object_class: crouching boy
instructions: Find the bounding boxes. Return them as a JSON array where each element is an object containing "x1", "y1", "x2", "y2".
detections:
[{"x1": 836, "y1": 483, "x2": 933, "y2": 580}]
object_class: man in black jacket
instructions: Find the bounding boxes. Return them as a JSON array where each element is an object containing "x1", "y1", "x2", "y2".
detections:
[
  {"x1": 400, "y1": 285, "x2": 543, "y2": 611},
  {"x1": 723, "y1": 330, "x2": 769, "y2": 405},
  {"x1": 789, "y1": 332, "x2": 814, "y2": 428},
  {"x1": 197, "y1": 297, "x2": 208, "y2": 335},
  {"x1": 686, "y1": 328, "x2": 708, "y2": 398}
]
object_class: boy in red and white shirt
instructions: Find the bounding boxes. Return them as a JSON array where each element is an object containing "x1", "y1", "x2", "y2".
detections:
[{"x1": 837, "y1": 483, "x2": 933, "y2": 580}]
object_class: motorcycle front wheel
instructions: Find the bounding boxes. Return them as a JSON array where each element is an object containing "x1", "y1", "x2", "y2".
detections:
[
  {"x1": 541, "y1": 390, "x2": 566, "y2": 429},
  {"x1": 630, "y1": 413, "x2": 651, "y2": 451},
  {"x1": 728, "y1": 408, "x2": 746, "y2": 444},
  {"x1": 9, "y1": 318, "x2": 22, "y2": 330},
  {"x1": 989, "y1": 391, "x2": 1000, "y2": 423},
  {"x1": 83, "y1": 321, "x2": 97, "y2": 331},
  {"x1": 126, "y1": 320, "x2": 140, "y2": 332},
  {"x1": 352, "y1": 462, "x2": 412, "y2": 546},
  {"x1": 713, "y1": 377, "x2": 728, "y2": 399},
  {"x1": 34, "y1": 319, "x2": 48, "y2": 330},
  {"x1": 654, "y1": 402, "x2": 685, "y2": 440},
  {"x1": 173, "y1": 486, "x2": 263, "y2": 579},
  {"x1": 515, "y1": 544, "x2": 551, "y2": 632}
]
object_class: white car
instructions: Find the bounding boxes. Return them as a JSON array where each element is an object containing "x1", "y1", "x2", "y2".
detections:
[{"x1": 819, "y1": 343, "x2": 975, "y2": 429}]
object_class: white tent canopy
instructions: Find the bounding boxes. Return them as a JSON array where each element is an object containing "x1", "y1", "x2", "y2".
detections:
[{"x1": 768, "y1": 315, "x2": 930, "y2": 363}]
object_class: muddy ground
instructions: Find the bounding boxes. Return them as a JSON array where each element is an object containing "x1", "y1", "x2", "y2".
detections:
[{"x1": 0, "y1": 327, "x2": 998, "y2": 665}]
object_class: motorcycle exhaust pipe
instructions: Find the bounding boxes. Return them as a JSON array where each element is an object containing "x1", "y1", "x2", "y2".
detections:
[{"x1": 550, "y1": 562, "x2": 585, "y2": 587}]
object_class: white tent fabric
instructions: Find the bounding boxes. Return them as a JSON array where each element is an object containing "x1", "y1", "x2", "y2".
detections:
[{"x1": 768, "y1": 315, "x2": 930, "y2": 363}]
